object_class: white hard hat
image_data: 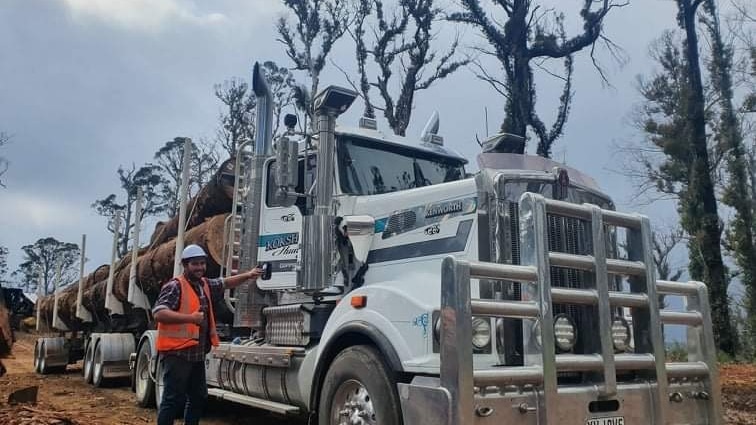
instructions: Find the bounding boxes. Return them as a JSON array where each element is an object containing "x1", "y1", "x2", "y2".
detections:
[{"x1": 181, "y1": 244, "x2": 207, "y2": 260}]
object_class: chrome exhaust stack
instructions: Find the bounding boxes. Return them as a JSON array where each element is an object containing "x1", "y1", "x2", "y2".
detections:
[
  {"x1": 233, "y1": 62, "x2": 274, "y2": 330},
  {"x1": 299, "y1": 86, "x2": 357, "y2": 292}
]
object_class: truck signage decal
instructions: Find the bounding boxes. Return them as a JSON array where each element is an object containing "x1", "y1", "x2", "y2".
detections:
[
  {"x1": 367, "y1": 219, "x2": 473, "y2": 264},
  {"x1": 425, "y1": 200, "x2": 464, "y2": 218},
  {"x1": 378, "y1": 196, "x2": 477, "y2": 239},
  {"x1": 259, "y1": 233, "x2": 300, "y2": 256}
]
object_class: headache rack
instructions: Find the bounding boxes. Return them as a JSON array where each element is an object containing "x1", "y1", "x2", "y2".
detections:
[{"x1": 431, "y1": 193, "x2": 721, "y2": 425}]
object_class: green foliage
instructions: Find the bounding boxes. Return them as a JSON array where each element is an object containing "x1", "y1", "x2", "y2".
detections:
[
  {"x1": 214, "y1": 61, "x2": 298, "y2": 156},
  {"x1": 12, "y1": 237, "x2": 80, "y2": 295},
  {"x1": 92, "y1": 163, "x2": 165, "y2": 257},
  {"x1": 0, "y1": 245, "x2": 8, "y2": 286},
  {"x1": 154, "y1": 138, "x2": 219, "y2": 217},
  {"x1": 666, "y1": 342, "x2": 689, "y2": 362}
]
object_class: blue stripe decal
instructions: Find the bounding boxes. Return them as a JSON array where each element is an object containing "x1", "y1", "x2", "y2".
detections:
[
  {"x1": 374, "y1": 218, "x2": 388, "y2": 234},
  {"x1": 367, "y1": 219, "x2": 473, "y2": 264}
]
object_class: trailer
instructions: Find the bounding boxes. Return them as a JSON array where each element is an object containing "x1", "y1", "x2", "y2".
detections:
[{"x1": 36, "y1": 62, "x2": 722, "y2": 425}]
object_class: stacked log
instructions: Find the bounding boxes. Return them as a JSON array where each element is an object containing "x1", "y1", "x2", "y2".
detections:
[{"x1": 36, "y1": 156, "x2": 237, "y2": 331}]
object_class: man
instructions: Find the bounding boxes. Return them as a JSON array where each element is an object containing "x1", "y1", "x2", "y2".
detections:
[{"x1": 153, "y1": 244, "x2": 262, "y2": 425}]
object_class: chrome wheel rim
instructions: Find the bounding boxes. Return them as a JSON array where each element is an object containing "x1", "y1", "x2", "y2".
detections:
[{"x1": 330, "y1": 379, "x2": 376, "y2": 425}]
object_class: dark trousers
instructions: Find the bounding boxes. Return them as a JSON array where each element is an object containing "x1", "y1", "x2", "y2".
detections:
[{"x1": 157, "y1": 355, "x2": 207, "y2": 425}]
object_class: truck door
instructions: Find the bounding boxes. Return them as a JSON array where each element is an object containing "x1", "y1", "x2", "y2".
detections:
[{"x1": 257, "y1": 159, "x2": 305, "y2": 290}]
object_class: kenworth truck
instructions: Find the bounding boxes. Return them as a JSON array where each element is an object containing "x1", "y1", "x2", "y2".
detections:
[{"x1": 35, "y1": 62, "x2": 722, "y2": 425}]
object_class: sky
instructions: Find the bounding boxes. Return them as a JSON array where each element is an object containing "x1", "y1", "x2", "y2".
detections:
[{"x1": 0, "y1": 0, "x2": 709, "y2": 288}]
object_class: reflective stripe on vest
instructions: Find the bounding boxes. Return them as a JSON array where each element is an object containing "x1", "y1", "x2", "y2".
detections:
[{"x1": 156, "y1": 276, "x2": 220, "y2": 352}]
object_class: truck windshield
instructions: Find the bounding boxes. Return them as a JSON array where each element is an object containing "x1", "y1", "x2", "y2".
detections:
[{"x1": 337, "y1": 136, "x2": 465, "y2": 195}]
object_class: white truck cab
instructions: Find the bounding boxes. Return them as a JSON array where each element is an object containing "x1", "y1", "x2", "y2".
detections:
[{"x1": 132, "y1": 63, "x2": 722, "y2": 425}]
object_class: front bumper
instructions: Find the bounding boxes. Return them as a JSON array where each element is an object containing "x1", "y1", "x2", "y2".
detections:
[{"x1": 399, "y1": 376, "x2": 716, "y2": 425}]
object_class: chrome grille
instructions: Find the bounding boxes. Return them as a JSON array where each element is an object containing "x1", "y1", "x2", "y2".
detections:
[{"x1": 508, "y1": 202, "x2": 597, "y2": 360}]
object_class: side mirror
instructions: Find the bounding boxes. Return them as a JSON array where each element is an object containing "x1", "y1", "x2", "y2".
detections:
[{"x1": 275, "y1": 137, "x2": 300, "y2": 207}]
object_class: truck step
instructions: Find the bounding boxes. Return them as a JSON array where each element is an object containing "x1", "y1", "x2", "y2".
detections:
[{"x1": 207, "y1": 388, "x2": 300, "y2": 415}]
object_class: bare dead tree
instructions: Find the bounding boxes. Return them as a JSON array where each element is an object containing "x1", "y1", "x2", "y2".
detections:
[
  {"x1": 277, "y1": 0, "x2": 350, "y2": 128},
  {"x1": 653, "y1": 226, "x2": 685, "y2": 282},
  {"x1": 450, "y1": 0, "x2": 627, "y2": 157},
  {"x1": 342, "y1": 0, "x2": 469, "y2": 136}
]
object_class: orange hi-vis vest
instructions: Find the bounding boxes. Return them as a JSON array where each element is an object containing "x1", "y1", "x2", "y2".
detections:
[{"x1": 156, "y1": 275, "x2": 220, "y2": 352}]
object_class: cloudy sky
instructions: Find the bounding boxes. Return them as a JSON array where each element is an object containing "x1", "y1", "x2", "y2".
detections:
[{"x1": 0, "y1": 0, "x2": 693, "y2": 283}]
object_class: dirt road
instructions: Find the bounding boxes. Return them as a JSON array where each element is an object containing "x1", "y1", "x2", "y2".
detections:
[
  {"x1": 1, "y1": 332, "x2": 754, "y2": 424},
  {"x1": 0, "y1": 333, "x2": 304, "y2": 425}
]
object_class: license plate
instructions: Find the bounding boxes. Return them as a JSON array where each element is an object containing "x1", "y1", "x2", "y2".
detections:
[{"x1": 586, "y1": 417, "x2": 624, "y2": 425}]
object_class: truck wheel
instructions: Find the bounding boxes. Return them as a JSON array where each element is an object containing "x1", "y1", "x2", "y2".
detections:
[
  {"x1": 154, "y1": 356, "x2": 164, "y2": 410},
  {"x1": 318, "y1": 345, "x2": 403, "y2": 425},
  {"x1": 92, "y1": 341, "x2": 105, "y2": 387},
  {"x1": 33, "y1": 339, "x2": 42, "y2": 373},
  {"x1": 134, "y1": 342, "x2": 156, "y2": 408},
  {"x1": 83, "y1": 339, "x2": 95, "y2": 384}
]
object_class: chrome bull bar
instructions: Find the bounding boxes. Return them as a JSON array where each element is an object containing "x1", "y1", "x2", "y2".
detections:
[{"x1": 401, "y1": 193, "x2": 722, "y2": 425}]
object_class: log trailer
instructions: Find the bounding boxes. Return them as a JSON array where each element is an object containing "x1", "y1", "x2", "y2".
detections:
[{"x1": 34, "y1": 62, "x2": 722, "y2": 425}]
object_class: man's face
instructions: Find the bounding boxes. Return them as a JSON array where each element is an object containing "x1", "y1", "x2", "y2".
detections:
[{"x1": 184, "y1": 258, "x2": 206, "y2": 281}]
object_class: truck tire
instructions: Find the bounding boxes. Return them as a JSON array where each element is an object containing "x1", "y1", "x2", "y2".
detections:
[
  {"x1": 83, "y1": 339, "x2": 95, "y2": 384},
  {"x1": 134, "y1": 342, "x2": 156, "y2": 408},
  {"x1": 38, "y1": 338, "x2": 66, "y2": 374},
  {"x1": 33, "y1": 339, "x2": 42, "y2": 373},
  {"x1": 92, "y1": 341, "x2": 105, "y2": 387},
  {"x1": 318, "y1": 345, "x2": 403, "y2": 425},
  {"x1": 154, "y1": 356, "x2": 164, "y2": 410}
]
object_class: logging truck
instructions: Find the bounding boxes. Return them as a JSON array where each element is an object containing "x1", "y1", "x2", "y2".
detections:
[{"x1": 33, "y1": 62, "x2": 723, "y2": 425}]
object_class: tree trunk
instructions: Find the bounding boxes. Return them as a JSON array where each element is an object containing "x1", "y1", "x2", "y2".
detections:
[{"x1": 679, "y1": 0, "x2": 736, "y2": 355}]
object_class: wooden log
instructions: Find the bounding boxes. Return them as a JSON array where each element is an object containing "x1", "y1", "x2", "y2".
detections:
[
  {"x1": 115, "y1": 214, "x2": 228, "y2": 301},
  {"x1": 149, "y1": 158, "x2": 235, "y2": 247},
  {"x1": 38, "y1": 214, "x2": 230, "y2": 329}
]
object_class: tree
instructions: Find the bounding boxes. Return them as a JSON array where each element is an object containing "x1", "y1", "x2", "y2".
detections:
[
  {"x1": 92, "y1": 164, "x2": 165, "y2": 257},
  {"x1": 214, "y1": 61, "x2": 299, "y2": 157},
  {"x1": 0, "y1": 132, "x2": 9, "y2": 188},
  {"x1": 673, "y1": 0, "x2": 736, "y2": 355},
  {"x1": 13, "y1": 238, "x2": 80, "y2": 295},
  {"x1": 277, "y1": 0, "x2": 350, "y2": 128},
  {"x1": 154, "y1": 137, "x2": 220, "y2": 218},
  {"x1": 214, "y1": 78, "x2": 255, "y2": 157},
  {"x1": 700, "y1": 0, "x2": 756, "y2": 348},
  {"x1": 450, "y1": 0, "x2": 626, "y2": 157},
  {"x1": 342, "y1": 0, "x2": 468, "y2": 136},
  {"x1": 0, "y1": 246, "x2": 8, "y2": 286},
  {"x1": 627, "y1": 3, "x2": 737, "y2": 355}
]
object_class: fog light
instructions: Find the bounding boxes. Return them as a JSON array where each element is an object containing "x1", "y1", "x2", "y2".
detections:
[
  {"x1": 612, "y1": 317, "x2": 631, "y2": 352},
  {"x1": 472, "y1": 317, "x2": 491, "y2": 349},
  {"x1": 554, "y1": 314, "x2": 577, "y2": 352}
]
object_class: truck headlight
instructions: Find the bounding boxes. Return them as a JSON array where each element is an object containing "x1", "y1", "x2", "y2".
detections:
[
  {"x1": 612, "y1": 317, "x2": 631, "y2": 352},
  {"x1": 471, "y1": 317, "x2": 491, "y2": 349},
  {"x1": 554, "y1": 314, "x2": 577, "y2": 352}
]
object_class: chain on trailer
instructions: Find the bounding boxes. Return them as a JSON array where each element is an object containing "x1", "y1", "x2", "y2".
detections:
[{"x1": 400, "y1": 192, "x2": 722, "y2": 425}]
